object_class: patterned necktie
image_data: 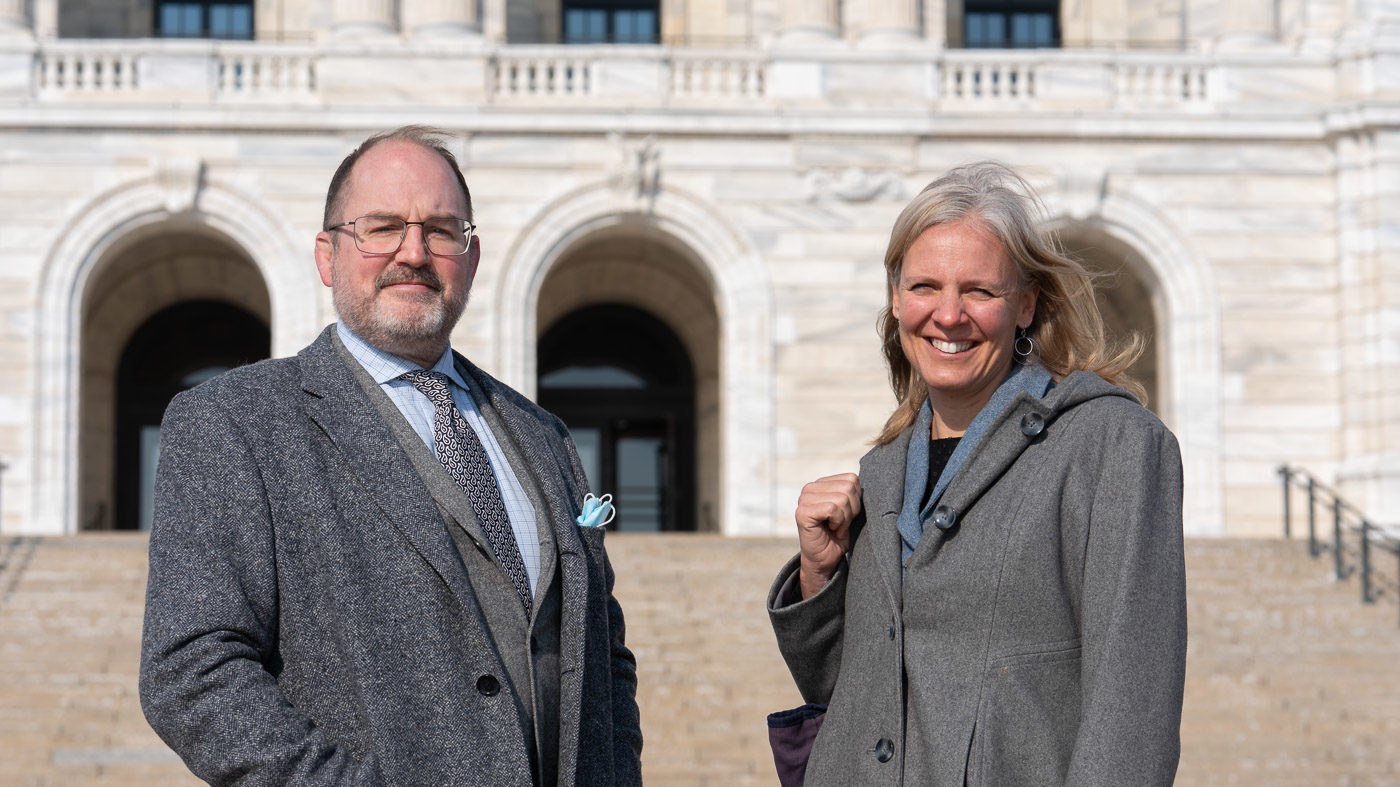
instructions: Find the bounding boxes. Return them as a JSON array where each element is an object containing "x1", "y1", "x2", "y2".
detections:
[{"x1": 400, "y1": 370, "x2": 532, "y2": 612}]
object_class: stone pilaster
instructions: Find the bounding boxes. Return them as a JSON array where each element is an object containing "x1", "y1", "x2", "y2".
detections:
[
  {"x1": 0, "y1": 0, "x2": 30, "y2": 36},
  {"x1": 403, "y1": 0, "x2": 481, "y2": 38},
  {"x1": 1190, "y1": 0, "x2": 1278, "y2": 48},
  {"x1": 1337, "y1": 128, "x2": 1400, "y2": 527},
  {"x1": 331, "y1": 0, "x2": 397, "y2": 37},
  {"x1": 852, "y1": 0, "x2": 921, "y2": 47},
  {"x1": 777, "y1": 0, "x2": 839, "y2": 45},
  {"x1": 481, "y1": 0, "x2": 507, "y2": 43}
]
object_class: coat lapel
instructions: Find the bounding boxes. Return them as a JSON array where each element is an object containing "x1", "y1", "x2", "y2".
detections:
[{"x1": 299, "y1": 329, "x2": 481, "y2": 614}]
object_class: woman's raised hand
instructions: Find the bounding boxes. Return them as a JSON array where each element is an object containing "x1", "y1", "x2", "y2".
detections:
[{"x1": 794, "y1": 473, "x2": 862, "y2": 599}]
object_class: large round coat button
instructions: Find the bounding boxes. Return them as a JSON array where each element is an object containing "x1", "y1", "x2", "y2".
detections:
[
  {"x1": 932, "y1": 504, "x2": 957, "y2": 530},
  {"x1": 476, "y1": 675, "x2": 500, "y2": 696},
  {"x1": 874, "y1": 737, "x2": 895, "y2": 763},
  {"x1": 1020, "y1": 412, "x2": 1045, "y2": 437}
]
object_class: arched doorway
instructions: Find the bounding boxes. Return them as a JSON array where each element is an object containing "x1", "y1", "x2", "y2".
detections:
[
  {"x1": 79, "y1": 228, "x2": 271, "y2": 531},
  {"x1": 533, "y1": 231, "x2": 720, "y2": 532},
  {"x1": 538, "y1": 304, "x2": 695, "y2": 531},
  {"x1": 1060, "y1": 229, "x2": 1161, "y2": 413},
  {"x1": 114, "y1": 301, "x2": 269, "y2": 531}
]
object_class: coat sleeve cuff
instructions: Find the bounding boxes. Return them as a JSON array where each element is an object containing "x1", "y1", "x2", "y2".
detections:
[{"x1": 767, "y1": 553, "x2": 848, "y2": 613}]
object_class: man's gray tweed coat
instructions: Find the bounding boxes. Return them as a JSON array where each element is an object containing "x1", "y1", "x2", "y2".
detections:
[
  {"x1": 769, "y1": 371, "x2": 1186, "y2": 786},
  {"x1": 140, "y1": 327, "x2": 642, "y2": 786}
]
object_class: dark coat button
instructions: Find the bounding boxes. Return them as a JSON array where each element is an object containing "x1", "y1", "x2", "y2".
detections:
[
  {"x1": 931, "y1": 504, "x2": 957, "y2": 529},
  {"x1": 476, "y1": 675, "x2": 500, "y2": 696},
  {"x1": 1020, "y1": 412, "x2": 1045, "y2": 437},
  {"x1": 874, "y1": 737, "x2": 895, "y2": 762},
  {"x1": 887, "y1": 623, "x2": 896, "y2": 640}
]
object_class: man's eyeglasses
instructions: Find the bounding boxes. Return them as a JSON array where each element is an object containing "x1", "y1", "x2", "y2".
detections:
[{"x1": 327, "y1": 216, "x2": 476, "y2": 256}]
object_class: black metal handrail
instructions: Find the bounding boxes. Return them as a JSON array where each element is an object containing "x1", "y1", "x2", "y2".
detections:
[{"x1": 1279, "y1": 464, "x2": 1400, "y2": 626}]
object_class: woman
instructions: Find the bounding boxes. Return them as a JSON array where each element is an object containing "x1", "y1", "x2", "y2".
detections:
[{"x1": 767, "y1": 162, "x2": 1186, "y2": 786}]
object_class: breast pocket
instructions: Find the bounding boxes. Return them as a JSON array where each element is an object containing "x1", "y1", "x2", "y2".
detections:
[{"x1": 968, "y1": 639, "x2": 1082, "y2": 787}]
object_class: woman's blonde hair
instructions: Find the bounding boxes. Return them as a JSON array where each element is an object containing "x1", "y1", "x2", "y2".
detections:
[{"x1": 874, "y1": 161, "x2": 1145, "y2": 445}]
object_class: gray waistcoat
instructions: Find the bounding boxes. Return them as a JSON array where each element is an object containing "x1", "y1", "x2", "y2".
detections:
[{"x1": 335, "y1": 335, "x2": 563, "y2": 786}]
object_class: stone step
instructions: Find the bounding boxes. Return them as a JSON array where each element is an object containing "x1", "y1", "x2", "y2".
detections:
[{"x1": 1, "y1": 535, "x2": 1399, "y2": 785}]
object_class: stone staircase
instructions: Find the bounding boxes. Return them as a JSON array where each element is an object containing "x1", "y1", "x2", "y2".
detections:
[
  {"x1": 0, "y1": 534, "x2": 1397, "y2": 786},
  {"x1": 1177, "y1": 538, "x2": 1400, "y2": 786}
]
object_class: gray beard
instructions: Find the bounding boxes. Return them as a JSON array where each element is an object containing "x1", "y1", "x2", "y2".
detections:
[{"x1": 332, "y1": 269, "x2": 467, "y2": 362}]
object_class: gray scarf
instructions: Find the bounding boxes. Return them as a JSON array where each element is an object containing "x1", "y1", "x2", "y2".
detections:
[{"x1": 895, "y1": 362, "x2": 1055, "y2": 565}]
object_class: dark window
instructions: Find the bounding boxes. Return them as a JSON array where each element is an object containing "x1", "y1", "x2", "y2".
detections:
[
  {"x1": 538, "y1": 304, "x2": 695, "y2": 532},
  {"x1": 964, "y1": 1, "x2": 1058, "y2": 48},
  {"x1": 563, "y1": 1, "x2": 659, "y2": 44},
  {"x1": 157, "y1": 1, "x2": 253, "y2": 39}
]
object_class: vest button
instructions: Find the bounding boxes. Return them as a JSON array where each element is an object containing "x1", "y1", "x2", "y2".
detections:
[
  {"x1": 1020, "y1": 412, "x2": 1045, "y2": 437},
  {"x1": 476, "y1": 675, "x2": 500, "y2": 696},
  {"x1": 932, "y1": 504, "x2": 957, "y2": 529},
  {"x1": 874, "y1": 737, "x2": 895, "y2": 763}
]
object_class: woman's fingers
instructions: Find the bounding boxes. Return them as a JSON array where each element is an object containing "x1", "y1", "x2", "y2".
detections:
[{"x1": 794, "y1": 473, "x2": 862, "y2": 598}]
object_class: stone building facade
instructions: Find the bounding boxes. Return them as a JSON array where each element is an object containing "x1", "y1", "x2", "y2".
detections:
[{"x1": 0, "y1": 0, "x2": 1396, "y2": 538}]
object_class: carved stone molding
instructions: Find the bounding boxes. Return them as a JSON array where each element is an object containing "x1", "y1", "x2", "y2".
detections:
[{"x1": 806, "y1": 167, "x2": 902, "y2": 202}]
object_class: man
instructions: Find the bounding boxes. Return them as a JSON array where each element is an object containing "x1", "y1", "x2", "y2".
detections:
[{"x1": 140, "y1": 126, "x2": 642, "y2": 786}]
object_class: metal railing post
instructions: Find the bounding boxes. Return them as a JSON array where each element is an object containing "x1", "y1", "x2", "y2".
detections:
[
  {"x1": 1280, "y1": 464, "x2": 1292, "y2": 539},
  {"x1": 1360, "y1": 519, "x2": 1373, "y2": 603},
  {"x1": 1332, "y1": 497, "x2": 1345, "y2": 580},
  {"x1": 1307, "y1": 477, "x2": 1318, "y2": 557}
]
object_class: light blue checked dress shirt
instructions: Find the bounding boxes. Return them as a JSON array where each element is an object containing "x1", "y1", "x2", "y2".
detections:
[{"x1": 337, "y1": 322, "x2": 542, "y2": 595}]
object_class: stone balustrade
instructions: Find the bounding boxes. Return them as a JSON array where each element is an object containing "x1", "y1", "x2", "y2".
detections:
[
  {"x1": 492, "y1": 49, "x2": 593, "y2": 97},
  {"x1": 5, "y1": 39, "x2": 1352, "y2": 112},
  {"x1": 216, "y1": 46, "x2": 317, "y2": 97},
  {"x1": 36, "y1": 43, "x2": 138, "y2": 93}
]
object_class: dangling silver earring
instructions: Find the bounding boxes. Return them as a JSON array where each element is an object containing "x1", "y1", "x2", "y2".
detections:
[{"x1": 1014, "y1": 327, "x2": 1036, "y2": 364}]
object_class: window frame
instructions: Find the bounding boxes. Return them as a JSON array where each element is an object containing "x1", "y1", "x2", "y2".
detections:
[
  {"x1": 561, "y1": 0, "x2": 661, "y2": 45},
  {"x1": 154, "y1": 0, "x2": 255, "y2": 41},
  {"x1": 962, "y1": 0, "x2": 1060, "y2": 49}
]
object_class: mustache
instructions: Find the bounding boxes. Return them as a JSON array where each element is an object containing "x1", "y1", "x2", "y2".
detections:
[{"x1": 375, "y1": 267, "x2": 442, "y2": 292}]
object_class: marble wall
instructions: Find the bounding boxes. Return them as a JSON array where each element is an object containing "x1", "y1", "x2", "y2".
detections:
[{"x1": 0, "y1": 1, "x2": 1395, "y2": 538}]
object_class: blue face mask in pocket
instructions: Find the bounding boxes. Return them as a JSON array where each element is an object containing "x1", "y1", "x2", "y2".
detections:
[{"x1": 575, "y1": 493, "x2": 615, "y2": 528}]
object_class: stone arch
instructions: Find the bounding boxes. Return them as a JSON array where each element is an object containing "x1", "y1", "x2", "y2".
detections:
[
  {"x1": 30, "y1": 175, "x2": 317, "y2": 534},
  {"x1": 1043, "y1": 182, "x2": 1224, "y2": 535},
  {"x1": 496, "y1": 182, "x2": 776, "y2": 535}
]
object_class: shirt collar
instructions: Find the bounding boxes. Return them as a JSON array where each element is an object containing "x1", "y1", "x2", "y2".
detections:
[{"x1": 336, "y1": 320, "x2": 470, "y2": 391}]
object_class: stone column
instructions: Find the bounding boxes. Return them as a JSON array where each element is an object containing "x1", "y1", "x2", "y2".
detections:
[
  {"x1": 922, "y1": 0, "x2": 947, "y2": 47},
  {"x1": 777, "y1": 0, "x2": 839, "y2": 44},
  {"x1": 403, "y1": 0, "x2": 480, "y2": 38},
  {"x1": 33, "y1": 0, "x2": 57, "y2": 38},
  {"x1": 481, "y1": 0, "x2": 507, "y2": 43},
  {"x1": 330, "y1": 0, "x2": 396, "y2": 37},
  {"x1": 0, "y1": 0, "x2": 30, "y2": 36},
  {"x1": 852, "y1": 0, "x2": 920, "y2": 46}
]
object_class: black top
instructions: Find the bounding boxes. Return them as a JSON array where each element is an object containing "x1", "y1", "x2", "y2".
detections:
[{"x1": 920, "y1": 437, "x2": 962, "y2": 511}]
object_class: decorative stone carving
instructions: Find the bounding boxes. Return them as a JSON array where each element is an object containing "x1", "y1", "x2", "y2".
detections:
[
  {"x1": 1058, "y1": 166, "x2": 1108, "y2": 220},
  {"x1": 806, "y1": 167, "x2": 902, "y2": 202},
  {"x1": 151, "y1": 156, "x2": 206, "y2": 214},
  {"x1": 608, "y1": 133, "x2": 660, "y2": 207}
]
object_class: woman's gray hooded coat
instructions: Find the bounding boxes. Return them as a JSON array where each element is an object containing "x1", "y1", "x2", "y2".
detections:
[{"x1": 769, "y1": 371, "x2": 1186, "y2": 786}]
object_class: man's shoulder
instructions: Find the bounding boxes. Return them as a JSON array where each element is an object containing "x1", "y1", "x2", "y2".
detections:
[{"x1": 170, "y1": 331, "x2": 338, "y2": 413}]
